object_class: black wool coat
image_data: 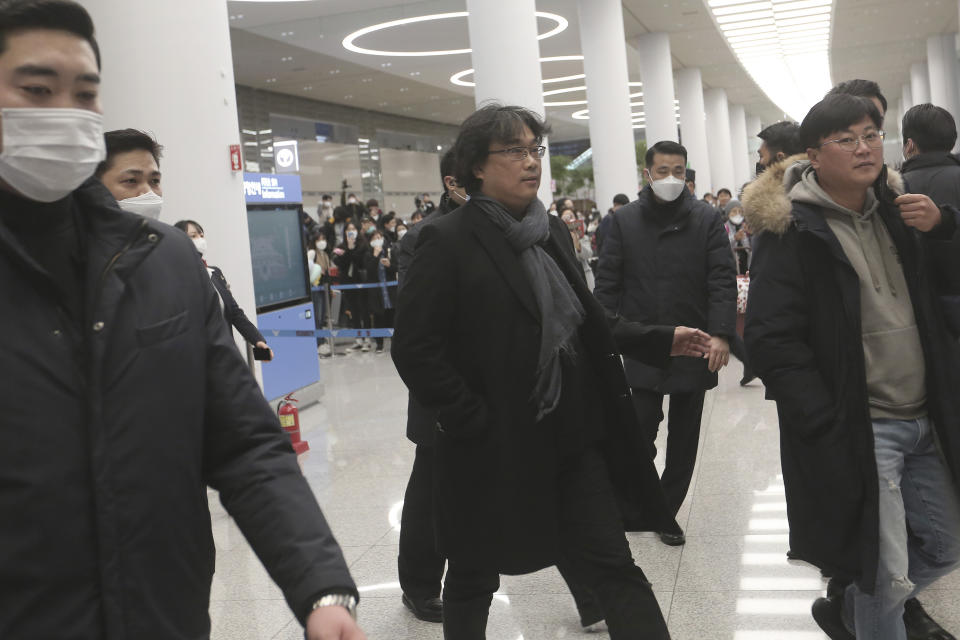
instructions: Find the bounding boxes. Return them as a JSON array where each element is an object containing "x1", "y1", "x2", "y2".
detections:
[
  {"x1": 595, "y1": 187, "x2": 738, "y2": 393},
  {"x1": 391, "y1": 201, "x2": 678, "y2": 574},
  {"x1": 0, "y1": 179, "x2": 356, "y2": 639},
  {"x1": 743, "y1": 166, "x2": 960, "y2": 593},
  {"x1": 207, "y1": 264, "x2": 266, "y2": 345}
]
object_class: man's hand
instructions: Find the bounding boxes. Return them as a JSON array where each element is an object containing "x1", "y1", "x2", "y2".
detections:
[
  {"x1": 671, "y1": 327, "x2": 711, "y2": 358},
  {"x1": 896, "y1": 193, "x2": 942, "y2": 232},
  {"x1": 306, "y1": 606, "x2": 367, "y2": 640},
  {"x1": 707, "y1": 335, "x2": 730, "y2": 373}
]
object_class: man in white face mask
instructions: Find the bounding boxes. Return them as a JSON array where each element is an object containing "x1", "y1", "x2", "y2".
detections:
[
  {"x1": 0, "y1": 2, "x2": 365, "y2": 639},
  {"x1": 95, "y1": 128, "x2": 163, "y2": 219},
  {"x1": 595, "y1": 140, "x2": 738, "y2": 547}
]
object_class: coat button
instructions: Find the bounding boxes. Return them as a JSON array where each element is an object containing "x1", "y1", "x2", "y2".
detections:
[
  {"x1": 52, "y1": 329, "x2": 62, "y2": 337},
  {"x1": 147, "y1": 233, "x2": 159, "y2": 243},
  {"x1": 92, "y1": 321, "x2": 105, "y2": 332}
]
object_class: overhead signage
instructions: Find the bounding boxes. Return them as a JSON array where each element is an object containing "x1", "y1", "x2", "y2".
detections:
[
  {"x1": 274, "y1": 139, "x2": 300, "y2": 173},
  {"x1": 243, "y1": 172, "x2": 303, "y2": 205}
]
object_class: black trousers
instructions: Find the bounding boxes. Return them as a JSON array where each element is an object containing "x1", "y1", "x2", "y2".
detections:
[
  {"x1": 441, "y1": 448, "x2": 669, "y2": 640},
  {"x1": 631, "y1": 389, "x2": 706, "y2": 517},
  {"x1": 729, "y1": 332, "x2": 751, "y2": 374},
  {"x1": 398, "y1": 445, "x2": 446, "y2": 599}
]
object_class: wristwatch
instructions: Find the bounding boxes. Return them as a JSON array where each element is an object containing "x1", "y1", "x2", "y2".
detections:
[{"x1": 311, "y1": 593, "x2": 358, "y2": 621}]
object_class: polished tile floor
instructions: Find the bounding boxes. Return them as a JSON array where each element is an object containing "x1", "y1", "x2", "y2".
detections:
[{"x1": 208, "y1": 347, "x2": 960, "y2": 639}]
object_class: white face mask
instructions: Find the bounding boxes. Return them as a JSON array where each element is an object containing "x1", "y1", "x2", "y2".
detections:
[
  {"x1": 316, "y1": 239, "x2": 327, "y2": 251},
  {"x1": 346, "y1": 230, "x2": 357, "y2": 241},
  {"x1": 397, "y1": 229, "x2": 407, "y2": 239},
  {"x1": 192, "y1": 236, "x2": 207, "y2": 255},
  {"x1": 730, "y1": 214, "x2": 745, "y2": 225},
  {"x1": 648, "y1": 174, "x2": 686, "y2": 202},
  {"x1": 118, "y1": 190, "x2": 163, "y2": 219},
  {"x1": 370, "y1": 238, "x2": 384, "y2": 249},
  {"x1": 322, "y1": 202, "x2": 333, "y2": 210},
  {"x1": 0, "y1": 108, "x2": 106, "y2": 203},
  {"x1": 347, "y1": 197, "x2": 357, "y2": 204}
]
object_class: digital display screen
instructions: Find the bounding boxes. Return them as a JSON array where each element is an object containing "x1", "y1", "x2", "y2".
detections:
[{"x1": 247, "y1": 208, "x2": 310, "y2": 312}]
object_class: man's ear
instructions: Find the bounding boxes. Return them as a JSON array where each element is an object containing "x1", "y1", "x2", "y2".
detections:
[
  {"x1": 775, "y1": 151, "x2": 786, "y2": 163},
  {"x1": 807, "y1": 147, "x2": 819, "y2": 170}
]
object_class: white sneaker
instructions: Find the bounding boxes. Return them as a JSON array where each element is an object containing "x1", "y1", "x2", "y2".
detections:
[
  {"x1": 360, "y1": 338, "x2": 371, "y2": 352},
  {"x1": 346, "y1": 339, "x2": 363, "y2": 352},
  {"x1": 318, "y1": 343, "x2": 331, "y2": 357}
]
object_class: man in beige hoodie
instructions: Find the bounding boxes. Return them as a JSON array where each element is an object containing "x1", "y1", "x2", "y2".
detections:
[{"x1": 743, "y1": 94, "x2": 960, "y2": 640}]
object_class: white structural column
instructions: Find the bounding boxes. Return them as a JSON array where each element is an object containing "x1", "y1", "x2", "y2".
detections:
[
  {"x1": 911, "y1": 62, "x2": 931, "y2": 105},
  {"x1": 704, "y1": 88, "x2": 736, "y2": 195},
  {"x1": 926, "y1": 33, "x2": 960, "y2": 149},
  {"x1": 745, "y1": 115, "x2": 762, "y2": 180},
  {"x1": 728, "y1": 104, "x2": 750, "y2": 192},
  {"x1": 84, "y1": 0, "x2": 259, "y2": 365},
  {"x1": 577, "y1": 0, "x2": 639, "y2": 209},
  {"x1": 677, "y1": 68, "x2": 711, "y2": 196},
  {"x1": 466, "y1": 0, "x2": 552, "y2": 204},
  {"x1": 902, "y1": 84, "x2": 914, "y2": 114},
  {"x1": 633, "y1": 33, "x2": 678, "y2": 144}
]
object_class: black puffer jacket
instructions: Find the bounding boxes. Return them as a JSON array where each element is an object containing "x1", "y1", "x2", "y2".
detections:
[
  {"x1": 0, "y1": 179, "x2": 356, "y2": 639},
  {"x1": 595, "y1": 186, "x2": 737, "y2": 392}
]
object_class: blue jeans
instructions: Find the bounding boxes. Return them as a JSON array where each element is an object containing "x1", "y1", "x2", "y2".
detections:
[{"x1": 843, "y1": 416, "x2": 960, "y2": 640}]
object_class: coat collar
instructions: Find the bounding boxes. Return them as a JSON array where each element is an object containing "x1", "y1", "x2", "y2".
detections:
[
  {"x1": 461, "y1": 201, "x2": 541, "y2": 322},
  {"x1": 902, "y1": 150, "x2": 960, "y2": 173}
]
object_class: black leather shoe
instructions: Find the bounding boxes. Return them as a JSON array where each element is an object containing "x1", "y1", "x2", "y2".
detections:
[
  {"x1": 812, "y1": 595, "x2": 855, "y2": 640},
  {"x1": 402, "y1": 593, "x2": 443, "y2": 623},
  {"x1": 904, "y1": 597, "x2": 957, "y2": 640},
  {"x1": 659, "y1": 530, "x2": 686, "y2": 546}
]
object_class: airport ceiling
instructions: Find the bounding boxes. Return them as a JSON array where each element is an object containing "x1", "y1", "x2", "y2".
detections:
[{"x1": 228, "y1": 0, "x2": 959, "y2": 143}]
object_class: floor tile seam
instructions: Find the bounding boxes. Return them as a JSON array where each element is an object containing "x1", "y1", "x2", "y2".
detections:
[{"x1": 268, "y1": 617, "x2": 299, "y2": 640}]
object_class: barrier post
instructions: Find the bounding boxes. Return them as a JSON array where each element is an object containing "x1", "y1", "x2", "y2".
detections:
[{"x1": 325, "y1": 283, "x2": 337, "y2": 359}]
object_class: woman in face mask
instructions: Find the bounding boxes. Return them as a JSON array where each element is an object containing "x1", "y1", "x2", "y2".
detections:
[
  {"x1": 722, "y1": 199, "x2": 751, "y2": 275},
  {"x1": 332, "y1": 221, "x2": 371, "y2": 352},
  {"x1": 173, "y1": 220, "x2": 272, "y2": 359},
  {"x1": 395, "y1": 222, "x2": 408, "y2": 242},
  {"x1": 362, "y1": 230, "x2": 397, "y2": 354},
  {"x1": 308, "y1": 230, "x2": 333, "y2": 357}
]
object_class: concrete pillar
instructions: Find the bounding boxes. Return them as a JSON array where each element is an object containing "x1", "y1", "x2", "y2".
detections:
[
  {"x1": 926, "y1": 33, "x2": 960, "y2": 150},
  {"x1": 466, "y1": 0, "x2": 552, "y2": 204},
  {"x1": 745, "y1": 115, "x2": 762, "y2": 180},
  {"x1": 84, "y1": 0, "x2": 259, "y2": 365},
  {"x1": 911, "y1": 61, "x2": 931, "y2": 105},
  {"x1": 677, "y1": 68, "x2": 711, "y2": 197},
  {"x1": 902, "y1": 83, "x2": 914, "y2": 114},
  {"x1": 728, "y1": 104, "x2": 750, "y2": 193},
  {"x1": 704, "y1": 88, "x2": 736, "y2": 196},
  {"x1": 633, "y1": 33, "x2": 678, "y2": 144},
  {"x1": 577, "y1": 0, "x2": 638, "y2": 210}
]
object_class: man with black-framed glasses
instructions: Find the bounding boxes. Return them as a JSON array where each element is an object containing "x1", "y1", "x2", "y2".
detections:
[{"x1": 744, "y1": 93, "x2": 960, "y2": 640}]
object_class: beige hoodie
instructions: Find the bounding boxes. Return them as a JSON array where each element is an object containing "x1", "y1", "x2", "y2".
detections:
[{"x1": 779, "y1": 162, "x2": 927, "y2": 419}]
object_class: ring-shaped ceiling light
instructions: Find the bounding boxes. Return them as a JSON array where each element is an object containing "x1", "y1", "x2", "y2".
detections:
[
  {"x1": 450, "y1": 56, "x2": 586, "y2": 88},
  {"x1": 543, "y1": 81, "x2": 645, "y2": 107},
  {"x1": 706, "y1": 0, "x2": 833, "y2": 121},
  {"x1": 343, "y1": 11, "x2": 568, "y2": 57}
]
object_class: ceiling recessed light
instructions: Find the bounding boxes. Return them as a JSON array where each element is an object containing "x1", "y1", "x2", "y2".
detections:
[
  {"x1": 342, "y1": 11, "x2": 568, "y2": 57},
  {"x1": 344, "y1": 95, "x2": 353, "y2": 99}
]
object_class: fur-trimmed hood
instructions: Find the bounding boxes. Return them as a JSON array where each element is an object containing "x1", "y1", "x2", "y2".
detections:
[{"x1": 741, "y1": 153, "x2": 905, "y2": 236}]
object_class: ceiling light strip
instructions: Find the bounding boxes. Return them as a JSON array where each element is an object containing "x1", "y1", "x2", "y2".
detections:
[{"x1": 708, "y1": 0, "x2": 834, "y2": 121}]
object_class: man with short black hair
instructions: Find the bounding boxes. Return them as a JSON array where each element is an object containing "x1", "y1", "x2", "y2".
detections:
[
  {"x1": 756, "y1": 121, "x2": 802, "y2": 174},
  {"x1": 0, "y1": 2, "x2": 364, "y2": 638},
  {"x1": 95, "y1": 128, "x2": 163, "y2": 218},
  {"x1": 828, "y1": 78, "x2": 888, "y2": 119},
  {"x1": 595, "y1": 192, "x2": 631, "y2": 256},
  {"x1": 745, "y1": 93, "x2": 960, "y2": 640},
  {"x1": 596, "y1": 140, "x2": 738, "y2": 547},
  {"x1": 716, "y1": 187, "x2": 733, "y2": 209},
  {"x1": 901, "y1": 103, "x2": 960, "y2": 208}
]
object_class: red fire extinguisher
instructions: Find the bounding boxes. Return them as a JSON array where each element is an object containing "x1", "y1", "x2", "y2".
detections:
[{"x1": 277, "y1": 393, "x2": 310, "y2": 455}]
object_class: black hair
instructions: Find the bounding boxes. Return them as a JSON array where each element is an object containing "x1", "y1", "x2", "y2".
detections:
[
  {"x1": 321, "y1": 194, "x2": 332, "y2": 201},
  {"x1": 452, "y1": 103, "x2": 551, "y2": 194},
  {"x1": 440, "y1": 148, "x2": 456, "y2": 190},
  {"x1": 757, "y1": 121, "x2": 803, "y2": 157},
  {"x1": 800, "y1": 94, "x2": 882, "y2": 150},
  {"x1": 95, "y1": 129, "x2": 163, "y2": 178},
  {"x1": 716, "y1": 188, "x2": 732, "y2": 197},
  {"x1": 827, "y1": 79, "x2": 887, "y2": 114},
  {"x1": 902, "y1": 103, "x2": 958, "y2": 153},
  {"x1": 0, "y1": 0, "x2": 100, "y2": 68},
  {"x1": 644, "y1": 140, "x2": 687, "y2": 168},
  {"x1": 174, "y1": 219, "x2": 203, "y2": 235},
  {"x1": 612, "y1": 193, "x2": 630, "y2": 206}
]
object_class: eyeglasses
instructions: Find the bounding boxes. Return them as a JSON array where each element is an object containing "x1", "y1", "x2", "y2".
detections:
[
  {"x1": 487, "y1": 145, "x2": 547, "y2": 161},
  {"x1": 819, "y1": 131, "x2": 885, "y2": 152}
]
